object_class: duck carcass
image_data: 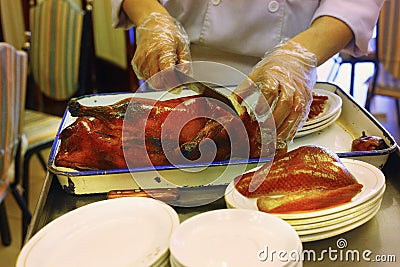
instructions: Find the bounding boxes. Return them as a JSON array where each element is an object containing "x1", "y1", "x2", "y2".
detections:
[{"x1": 54, "y1": 95, "x2": 262, "y2": 170}]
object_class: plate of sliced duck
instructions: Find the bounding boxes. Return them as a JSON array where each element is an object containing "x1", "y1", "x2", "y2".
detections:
[
  {"x1": 303, "y1": 89, "x2": 342, "y2": 127},
  {"x1": 295, "y1": 90, "x2": 342, "y2": 138},
  {"x1": 224, "y1": 145, "x2": 386, "y2": 241}
]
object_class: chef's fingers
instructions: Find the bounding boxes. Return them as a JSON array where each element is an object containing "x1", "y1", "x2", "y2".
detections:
[
  {"x1": 231, "y1": 77, "x2": 275, "y2": 118},
  {"x1": 248, "y1": 63, "x2": 299, "y2": 130},
  {"x1": 247, "y1": 67, "x2": 279, "y2": 107},
  {"x1": 176, "y1": 39, "x2": 191, "y2": 66},
  {"x1": 132, "y1": 45, "x2": 151, "y2": 79},
  {"x1": 276, "y1": 65, "x2": 314, "y2": 139},
  {"x1": 260, "y1": 40, "x2": 316, "y2": 143},
  {"x1": 132, "y1": 37, "x2": 162, "y2": 80},
  {"x1": 131, "y1": 13, "x2": 191, "y2": 88},
  {"x1": 148, "y1": 42, "x2": 179, "y2": 89},
  {"x1": 158, "y1": 38, "x2": 182, "y2": 71},
  {"x1": 271, "y1": 82, "x2": 294, "y2": 130},
  {"x1": 154, "y1": 37, "x2": 191, "y2": 90},
  {"x1": 257, "y1": 77, "x2": 280, "y2": 107},
  {"x1": 276, "y1": 87, "x2": 309, "y2": 141},
  {"x1": 146, "y1": 45, "x2": 163, "y2": 77},
  {"x1": 232, "y1": 78, "x2": 256, "y2": 105}
]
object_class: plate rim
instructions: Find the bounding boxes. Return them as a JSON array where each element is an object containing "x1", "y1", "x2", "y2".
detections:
[
  {"x1": 299, "y1": 201, "x2": 382, "y2": 242},
  {"x1": 295, "y1": 199, "x2": 382, "y2": 235},
  {"x1": 295, "y1": 109, "x2": 342, "y2": 138},
  {"x1": 299, "y1": 108, "x2": 342, "y2": 132}
]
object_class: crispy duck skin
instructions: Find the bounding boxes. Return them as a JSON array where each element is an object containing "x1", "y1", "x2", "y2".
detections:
[
  {"x1": 257, "y1": 183, "x2": 363, "y2": 213},
  {"x1": 234, "y1": 145, "x2": 363, "y2": 213},
  {"x1": 69, "y1": 97, "x2": 130, "y2": 122},
  {"x1": 234, "y1": 146, "x2": 360, "y2": 197},
  {"x1": 55, "y1": 96, "x2": 261, "y2": 170},
  {"x1": 56, "y1": 117, "x2": 128, "y2": 170}
]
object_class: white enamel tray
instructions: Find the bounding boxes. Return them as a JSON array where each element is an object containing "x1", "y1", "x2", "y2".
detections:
[{"x1": 47, "y1": 82, "x2": 397, "y2": 194}]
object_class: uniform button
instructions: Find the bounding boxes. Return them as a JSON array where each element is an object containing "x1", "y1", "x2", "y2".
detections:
[
  {"x1": 211, "y1": 0, "x2": 221, "y2": 6},
  {"x1": 268, "y1": 0, "x2": 280, "y2": 13}
]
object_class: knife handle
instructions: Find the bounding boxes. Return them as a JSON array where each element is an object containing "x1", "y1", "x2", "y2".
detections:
[{"x1": 107, "y1": 188, "x2": 179, "y2": 202}]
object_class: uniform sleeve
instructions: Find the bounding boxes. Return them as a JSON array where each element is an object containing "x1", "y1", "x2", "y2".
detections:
[
  {"x1": 111, "y1": 0, "x2": 135, "y2": 29},
  {"x1": 312, "y1": 0, "x2": 384, "y2": 56}
]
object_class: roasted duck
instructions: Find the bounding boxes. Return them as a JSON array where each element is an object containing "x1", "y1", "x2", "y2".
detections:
[
  {"x1": 55, "y1": 95, "x2": 262, "y2": 170},
  {"x1": 351, "y1": 132, "x2": 388, "y2": 151},
  {"x1": 234, "y1": 145, "x2": 363, "y2": 213},
  {"x1": 307, "y1": 93, "x2": 328, "y2": 121}
]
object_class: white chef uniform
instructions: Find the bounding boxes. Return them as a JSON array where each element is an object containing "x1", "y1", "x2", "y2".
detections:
[{"x1": 112, "y1": 0, "x2": 383, "y2": 75}]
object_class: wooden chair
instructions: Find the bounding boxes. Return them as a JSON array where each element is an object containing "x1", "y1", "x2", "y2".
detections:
[
  {"x1": 365, "y1": 0, "x2": 400, "y2": 126},
  {"x1": 0, "y1": 42, "x2": 29, "y2": 246},
  {"x1": 16, "y1": 0, "x2": 95, "y2": 240}
]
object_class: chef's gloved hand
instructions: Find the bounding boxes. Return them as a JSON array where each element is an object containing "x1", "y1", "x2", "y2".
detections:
[
  {"x1": 247, "y1": 40, "x2": 317, "y2": 152},
  {"x1": 132, "y1": 12, "x2": 191, "y2": 88}
]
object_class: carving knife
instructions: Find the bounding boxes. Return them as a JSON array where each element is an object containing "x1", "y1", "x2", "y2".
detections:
[
  {"x1": 107, "y1": 185, "x2": 228, "y2": 206},
  {"x1": 173, "y1": 70, "x2": 244, "y2": 116}
]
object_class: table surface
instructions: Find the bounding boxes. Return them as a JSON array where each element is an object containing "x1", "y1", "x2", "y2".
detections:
[{"x1": 26, "y1": 151, "x2": 400, "y2": 266}]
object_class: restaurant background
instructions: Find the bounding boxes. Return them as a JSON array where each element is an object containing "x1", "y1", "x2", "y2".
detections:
[
  {"x1": 1, "y1": 0, "x2": 399, "y2": 266},
  {"x1": 1, "y1": 0, "x2": 138, "y2": 94}
]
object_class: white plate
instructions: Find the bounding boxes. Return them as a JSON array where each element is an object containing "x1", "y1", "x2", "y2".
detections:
[
  {"x1": 295, "y1": 109, "x2": 341, "y2": 138},
  {"x1": 295, "y1": 199, "x2": 382, "y2": 235},
  {"x1": 17, "y1": 198, "x2": 180, "y2": 267},
  {"x1": 299, "y1": 201, "x2": 382, "y2": 242},
  {"x1": 169, "y1": 209, "x2": 302, "y2": 267},
  {"x1": 299, "y1": 108, "x2": 341, "y2": 132},
  {"x1": 286, "y1": 184, "x2": 385, "y2": 227},
  {"x1": 304, "y1": 89, "x2": 342, "y2": 126},
  {"x1": 225, "y1": 159, "x2": 385, "y2": 220}
]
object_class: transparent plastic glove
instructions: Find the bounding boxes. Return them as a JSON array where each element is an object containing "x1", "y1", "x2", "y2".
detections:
[
  {"x1": 247, "y1": 40, "x2": 317, "y2": 151},
  {"x1": 132, "y1": 12, "x2": 191, "y2": 87}
]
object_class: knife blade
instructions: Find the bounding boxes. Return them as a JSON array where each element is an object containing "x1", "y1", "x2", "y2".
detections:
[
  {"x1": 107, "y1": 184, "x2": 228, "y2": 206},
  {"x1": 107, "y1": 188, "x2": 179, "y2": 202},
  {"x1": 173, "y1": 70, "x2": 244, "y2": 116}
]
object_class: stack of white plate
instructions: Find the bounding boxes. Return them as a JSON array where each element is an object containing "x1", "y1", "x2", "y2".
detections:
[
  {"x1": 17, "y1": 197, "x2": 180, "y2": 267},
  {"x1": 295, "y1": 89, "x2": 343, "y2": 138},
  {"x1": 169, "y1": 209, "x2": 303, "y2": 267},
  {"x1": 225, "y1": 159, "x2": 385, "y2": 242}
]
